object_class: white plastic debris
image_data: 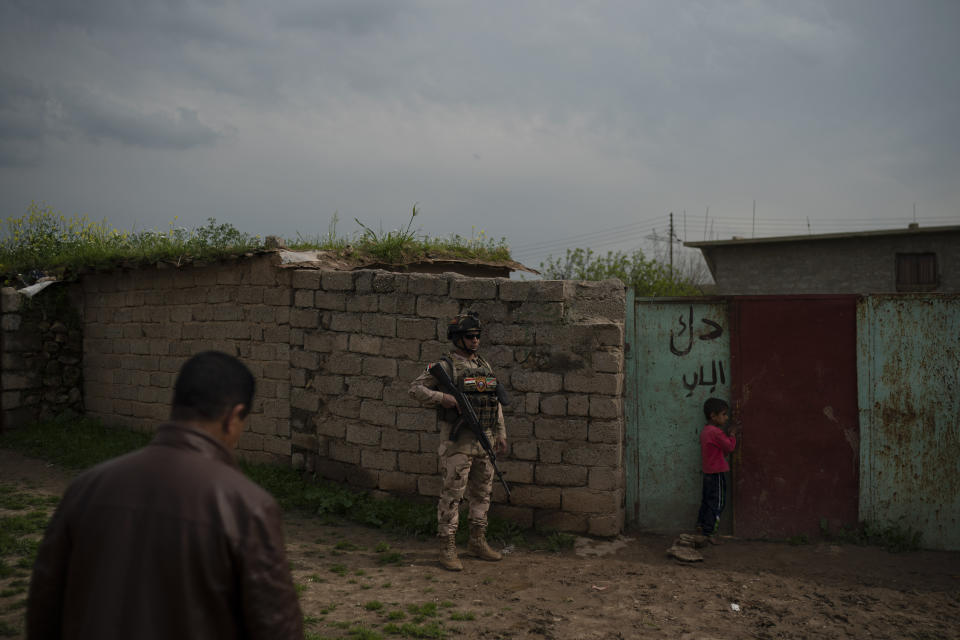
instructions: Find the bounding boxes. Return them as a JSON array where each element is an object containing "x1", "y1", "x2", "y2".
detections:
[{"x1": 730, "y1": 603, "x2": 741, "y2": 612}]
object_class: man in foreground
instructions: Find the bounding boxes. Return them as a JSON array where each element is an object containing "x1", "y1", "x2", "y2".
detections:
[{"x1": 27, "y1": 351, "x2": 304, "y2": 639}]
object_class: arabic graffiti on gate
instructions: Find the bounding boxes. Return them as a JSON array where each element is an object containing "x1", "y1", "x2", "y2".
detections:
[{"x1": 669, "y1": 305, "x2": 727, "y2": 397}]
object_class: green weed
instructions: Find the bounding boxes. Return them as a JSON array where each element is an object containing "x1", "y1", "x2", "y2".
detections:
[
  {"x1": 383, "y1": 621, "x2": 446, "y2": 638},
  {"x1": 376, "y1": 552, "x2": 404, "y2": 566},
  {"x1": 364, "y1": 600, "x2": 384, "y2": 611},
  {"x1": 0, "y1": 619, "x2": 21, "y2": 637},
  {"x1": 329, "y1": 564, "x2": 348, "y2": 576},
  {"x1": 287, "y1": 205, "x2": 511, "y2": 266},
  {"x1": 820, "y1": 518, "x2": 922, "y2": 553},
  {"x1": 0, "y1": 204, "x2": 263, "y2": 282},
  {"x1": 0, "y1": 414, "x2": 151, "y2": 470},
  {"x1": 449, "y1": 611, "x2": 475, "y2": 621}
]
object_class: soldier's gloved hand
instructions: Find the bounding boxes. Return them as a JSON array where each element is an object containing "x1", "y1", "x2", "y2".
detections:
[
  {"x1": 494, "y1": 436, "x2": 507, "y2": 455},
  {"x1": 440, "y1": 393, "x2": 459, "y2": 411}
]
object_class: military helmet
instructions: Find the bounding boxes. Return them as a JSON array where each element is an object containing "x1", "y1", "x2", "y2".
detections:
[{"x1": 446, "y1": 311, "x2": 481, "y2": 340}]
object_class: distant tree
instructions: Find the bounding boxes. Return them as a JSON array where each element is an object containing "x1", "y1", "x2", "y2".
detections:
[{"x1": 539, "y1": 247, "x2": 702, "y2": 296}]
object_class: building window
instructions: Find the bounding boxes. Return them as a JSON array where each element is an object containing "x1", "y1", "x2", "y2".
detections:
[{"x1": 896, "y1": 253, "x2": 938, "y2": 292}]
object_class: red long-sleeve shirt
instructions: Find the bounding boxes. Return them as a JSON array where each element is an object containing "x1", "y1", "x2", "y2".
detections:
[{"x1": 700, "y1": 423, "x2": 736, "y2": 473}]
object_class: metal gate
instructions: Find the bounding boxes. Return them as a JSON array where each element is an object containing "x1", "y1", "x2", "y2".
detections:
[
  {"x1": 857, "y1": 294, "x2": 960, "y2": 551},
  {"x1": 625, "y1": 293, "x2": 730, "y2": 531},
  {"x1": 730, "y1": 296, "x2": 860, "y2": 539}
]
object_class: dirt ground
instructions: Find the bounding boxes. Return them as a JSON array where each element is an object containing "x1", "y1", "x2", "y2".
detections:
[{"x1": 2, "y1": 448, "x2": 959, "y2": 639}]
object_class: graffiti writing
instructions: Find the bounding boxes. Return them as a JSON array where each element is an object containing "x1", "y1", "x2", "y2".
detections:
[
  {"x1": 682, "y1": 359, "x2": 727, "y2": 397},
  {"x1": 669, "y1": 306, "x2": 724, "y2": 356}
]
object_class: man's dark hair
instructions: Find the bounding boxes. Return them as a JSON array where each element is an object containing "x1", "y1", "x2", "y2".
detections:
[
  {"x1": 703, "y1": 397, "x2": 729, "y2": 422},
  {"x1": 170, "y1": 351, "x2": 255, "y2": 422}
]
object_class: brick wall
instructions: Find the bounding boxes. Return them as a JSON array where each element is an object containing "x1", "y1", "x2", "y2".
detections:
[
  {"x1": 287, "y1": 270, "x2": 626, "y2": 536},
  {"x1": 80, "y1": 254, "x2": 294, "y2": 463},
  {"x1": 1, "y1": 283, "x2": 85, "y2": 429},
  {"x1": 11, "y1": 254, "x2": 627, "y2": 535}
]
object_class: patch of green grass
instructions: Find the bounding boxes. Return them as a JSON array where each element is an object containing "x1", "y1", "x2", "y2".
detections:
[
  {"x1": 364, "y1": 600, "x2": 384, "y2": 611},
  {"x1": 0, "y1": 619, "x2": 21, "y2": 637},
  {"x1": 376, "y1": 552, "x2": 404, "y2": 566},
  {"x1": 386, "y1": 610, "x2": 405, "y2": 621},
  {"x1": 335, "y1": 541, "x2": 360, "y2": 551},
  {"x1": 0, "y1": 417, "x2": 534, "y2": 550},
  {"x1": 347, "y1": 626, "x2": 384, "y2": 640},
  {"x1": 0, "y1": 484, "x2": 59, "y2": 511},
  {"x1": 329, "y1": 564, "x2": 348, "y2": 576},
  {"x1": 449, "y1": 611, "x2": 475, "y2": 621},
  {"x1": 820, "y1": 518, "x2": 922, "y2": 553},
  {"x1": 319, "y1": 603, "x2": 338, "y2": 615},
  {"x1": 0, "y1": 205, "x2": 263, "y2": 282},
  {"x1": 295, "y1": 583, "x2": 308, "y2": 596},
  {"x1": 541, "y1": 531, "x2": 577, "y2": 552},
  {"x1": 0, "y1": 414, "x2": 151, "y2": 470},
  {"x1": 406, "y1": 602, "x2": 438, "y2": 621},
  {"x1": 0, "y1": 585, "x2": 27, "y2": 597},
  {"x1": 303, "y1": 615, "x2": 321, "y2": 628},
  {"x1": 287, "y1": 207, "x2": 512, "y2": 267},
  {"x1": 382, "y1": 621, "x2": 446, "y2": 638}
]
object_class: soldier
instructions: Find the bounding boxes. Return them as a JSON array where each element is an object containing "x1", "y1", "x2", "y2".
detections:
[{"x1": 409, "y1": 311, "x2": 508, "y2": 571}]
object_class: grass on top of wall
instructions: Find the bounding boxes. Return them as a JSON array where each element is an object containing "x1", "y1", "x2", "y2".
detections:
[
  {"x1": 1, "y1": 204, "x2": 262, "y2": 283},
  {"x1": 286, "y1": 206, "x2": 512, "y2": 266},
  {"x1": 0, "y1": 416, "x2": 536, "y2": 546},
  {"x1": 1, "y1": 203, "x2": 513, "y2": 285}
]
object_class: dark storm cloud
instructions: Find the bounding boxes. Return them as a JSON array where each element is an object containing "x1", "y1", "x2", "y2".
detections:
[
  {"x1": 0, "y1": 72, "x2": 221, "y2": 154},
  {"x1": 276, "y1": 0, "x2": 408, "y2": 34},
  {"x1": 63, "y1": 89, "x2": 223, "y2": 149}
]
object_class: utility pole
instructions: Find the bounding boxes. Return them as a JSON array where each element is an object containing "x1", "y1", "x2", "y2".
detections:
[{"x1": 669, "y1": 212, "x2": 674, "y2": 273}]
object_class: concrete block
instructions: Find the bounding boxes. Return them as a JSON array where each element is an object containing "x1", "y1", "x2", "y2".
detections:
[
  {"x1": 450, "y1": 278, "x2": 497, "y2": 300},
  {"x1": 511, "y1": 370, "x2": 563, "y2": 393},
  {"x1": 321, "y1": 271, "x2": 355, "y2": 291},
  {"x1": 535, "y1": 464, "x2": 587, "y2": 486},
  {"x1": 416, "y1": 296, "x2": 460, "y2": 319},
  {"x1": 361, "y1": 448, "x2": 397, "y2": 471},
  {"x1": 534, "y1": 417, "x2": 588, "y2": 441},
  {"x1": 562, "y1": 488, "x2": 622, "y2": 514},
  {"x1": 359, "y1": 400, "x2": 395, "y2": 426}
]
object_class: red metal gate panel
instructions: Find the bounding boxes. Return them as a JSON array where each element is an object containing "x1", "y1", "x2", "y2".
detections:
[{"x1": 731, "y1": 296, "x2": 859, "y2": 539}]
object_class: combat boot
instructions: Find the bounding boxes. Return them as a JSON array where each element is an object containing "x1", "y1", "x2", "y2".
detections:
[
  {"x1": 466, "y1": 526, "x2": 502, "y2": 561},
  {"x1": 439, "y1": 534, "x2": 462, "y2": 571}
]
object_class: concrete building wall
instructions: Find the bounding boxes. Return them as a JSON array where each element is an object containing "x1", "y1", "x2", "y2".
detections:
[{"x1": 701, "y1": 229, "x2": 960, "y2": 294}]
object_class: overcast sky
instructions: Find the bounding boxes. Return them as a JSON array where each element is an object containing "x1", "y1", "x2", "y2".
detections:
[{"x1": 1, "y1": 0, "x2": 958, "y2": 270}]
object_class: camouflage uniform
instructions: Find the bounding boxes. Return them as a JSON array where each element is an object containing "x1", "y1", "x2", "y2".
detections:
[{"x1": 409, "y1": 352, "x2": 507, "y2": 537}]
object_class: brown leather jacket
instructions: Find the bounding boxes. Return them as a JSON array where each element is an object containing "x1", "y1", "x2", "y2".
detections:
[{"x1": 27, "y1": 423, "x2": 304, "y2": 640}]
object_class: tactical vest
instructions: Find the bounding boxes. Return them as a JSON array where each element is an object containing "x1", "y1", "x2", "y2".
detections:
[{"x1": 438, "y1": 355, "x2": 500, "y2": 431}]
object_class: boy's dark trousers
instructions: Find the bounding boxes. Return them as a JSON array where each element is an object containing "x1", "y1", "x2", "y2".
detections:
[{"x1": 696, "y1": 472, "x2": 726, "y2": 536}]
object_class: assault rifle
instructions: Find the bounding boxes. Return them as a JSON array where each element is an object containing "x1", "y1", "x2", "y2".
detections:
[{"x1": 428, "y1": 362, "x2": 511, "y2": 500}]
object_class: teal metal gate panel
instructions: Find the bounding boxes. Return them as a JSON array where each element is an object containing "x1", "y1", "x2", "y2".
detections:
[
  {"x1": 857, "y1": 295, "x2": 960, "y2": 551},
  {"x1": 625, "y1": 293, "x2": 730, "y2": 531}
]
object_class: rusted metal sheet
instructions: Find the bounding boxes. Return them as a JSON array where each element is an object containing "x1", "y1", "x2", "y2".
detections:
[
  {"x1": 731, "y1": 296, "x2": 860, "y2": 539},
  {"x1": 857, "y1": 295, "x2": 960, "y2": 551},
  {"x1": 625, "y1": 294, "x2": 730, "y2": 531}
]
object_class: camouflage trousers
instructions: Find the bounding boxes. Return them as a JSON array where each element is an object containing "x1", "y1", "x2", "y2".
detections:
[{"x1": 436, "y1": 451, "x2": 495, "y2": 537}]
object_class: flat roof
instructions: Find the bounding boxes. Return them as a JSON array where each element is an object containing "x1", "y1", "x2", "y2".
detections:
[{"x1": 684, "y1": 224, "x2": 960, "y2": 248}]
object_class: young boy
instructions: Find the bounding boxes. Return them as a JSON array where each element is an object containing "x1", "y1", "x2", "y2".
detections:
[{"x1": 696, "y1": 397, "x2": 740, "y2": 543}]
